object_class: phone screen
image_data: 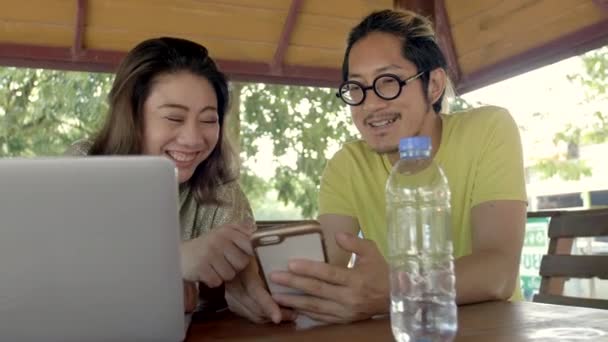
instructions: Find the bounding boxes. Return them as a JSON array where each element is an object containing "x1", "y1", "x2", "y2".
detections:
[{"x1": 253, "y1": 229, "x2": 326, "y2": 296}]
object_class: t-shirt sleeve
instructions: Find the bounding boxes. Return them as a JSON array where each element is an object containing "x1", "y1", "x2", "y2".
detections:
[
  {"x1": 318, "y1": 149, "x2": 356, "y2": 217},
  {"x1": 471, "y1": 108, "x2": 527, "y2": 206}
]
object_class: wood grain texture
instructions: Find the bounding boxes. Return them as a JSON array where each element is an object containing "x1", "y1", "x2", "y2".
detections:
[
  {"x1": 450, "y1": 0, "x2": 606, "y2": 74},
  {"x1": 2, "y1": 0, "x2": 608, "y2": 91},
  {"x1": 539, "y1": 255, "x2": 608, "y2": 279},
  {"x1": 533, "y1": 294, "x2": 608, "y2": 310},
  {"x1": 548, "y1": 208, "x2": 608, "y2": 238},
  {"x1": 185, "y1": 301, "x2": 608, "y2": 341},
  {"x1": 535, "y1": 208, "x2": 608, "y2": 309}
]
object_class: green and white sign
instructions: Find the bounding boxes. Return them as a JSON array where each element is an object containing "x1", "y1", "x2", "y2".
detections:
[{"x1": 519, "y1": 217, "x2": 550, "y2": 300}]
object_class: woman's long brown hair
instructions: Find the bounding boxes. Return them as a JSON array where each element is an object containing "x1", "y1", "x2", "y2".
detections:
[{"x1": 89, "y1": 37, "x2": 236, "y2": 204}]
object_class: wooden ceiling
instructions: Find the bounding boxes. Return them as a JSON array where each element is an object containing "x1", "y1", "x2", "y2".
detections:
[{"x1": 1, "y1": 0, "x2": 607, "y2": 93}]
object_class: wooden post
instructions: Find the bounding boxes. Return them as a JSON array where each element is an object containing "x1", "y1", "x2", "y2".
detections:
[
  {"x1": 393, "y1": 0, "x2": 434, "y2": 18},
  {"x1": 393, "y1": 0, "x2": 461, "y2": 86}
]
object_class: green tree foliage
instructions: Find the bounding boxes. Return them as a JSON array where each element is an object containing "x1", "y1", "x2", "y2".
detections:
[
  {"x1": 238, "y1": 83, "x2": 356, "y2": 218},
  {"x1": 237, "y1": 86, "x2": 479, "y2": 218},
  {"x1": 531, "y1": 46, "x2": 607, "y2": 180},
  {"x1": 0, "y1": 65, "x2": 525, "y2": 219},
  {"x1": 569, "y1": 46, "x2": 608, "y2": 145},
  {"x1": 0, "y1": 67, "x2": 356, "y2": 218},
  {"x1": 0, "y1": 67, "x2": 113, "y2": 156}
]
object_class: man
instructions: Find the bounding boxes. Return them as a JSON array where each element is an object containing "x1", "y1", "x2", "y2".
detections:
[{"x1": 269, "y1": 9, "x2": 527, "y2": 323}]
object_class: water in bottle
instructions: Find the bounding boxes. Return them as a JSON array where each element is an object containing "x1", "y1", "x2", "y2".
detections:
[{"x1": 386, "y1": 136, "x2": 457, "y2": 342}]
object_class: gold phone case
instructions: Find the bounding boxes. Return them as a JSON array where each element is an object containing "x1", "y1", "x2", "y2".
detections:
[{"x1": 251, "y1": 221, "x2": 328, "y2": 295}]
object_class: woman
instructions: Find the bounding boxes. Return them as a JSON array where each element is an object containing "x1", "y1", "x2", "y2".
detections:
[{"x1": 66, "y1": 37, "x2": 292, "y2": 324}]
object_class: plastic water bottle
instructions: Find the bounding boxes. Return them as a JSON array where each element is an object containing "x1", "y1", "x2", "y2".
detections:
[{"x1": 386, "y1": 136, "x2": 457, "y2": 342}]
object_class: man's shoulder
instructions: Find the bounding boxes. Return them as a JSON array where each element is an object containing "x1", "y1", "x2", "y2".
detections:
[
  {"x1": 447, "y1": 105, "x2": 514, "y2": 128},
  {"x1": 330, "y1": 139, "x2": 377, "y2": 164},
  {"x1": 443, "y1": 106, "x2": 517, "y2": 141}
]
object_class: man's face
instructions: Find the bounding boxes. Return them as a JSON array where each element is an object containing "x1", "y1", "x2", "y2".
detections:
[{"x1": 347, "y1": 32, "x2": 432, "y2": 154}]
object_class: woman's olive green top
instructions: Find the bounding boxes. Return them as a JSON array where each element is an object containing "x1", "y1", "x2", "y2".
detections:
[{"x1": 65, "y1": 141, "x2": 254, "y2": 241}]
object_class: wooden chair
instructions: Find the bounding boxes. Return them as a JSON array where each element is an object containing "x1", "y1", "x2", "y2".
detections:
[{"x1": 532, "y1": 208, "x2": 608, "y2": 309}]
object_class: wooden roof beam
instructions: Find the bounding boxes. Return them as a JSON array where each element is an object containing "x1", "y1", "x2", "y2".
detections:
[
  {"x1": 394, "y1": 0, "x2": 434, "y2": 18},
  {"x1": 394, "y1": 0, "x2": 461, "y2": 85},
  {"x1": 434, "y1": 0, "x2": 461, "y2": 85},
  {"x1": 457, "y1": 17, "x2": 608, "y2": 94},
  {"x1": 72, "y1": 0, "x2": 87, "y2": 56},
  {"x1": 0, "y1": 43, "x2": 341, "y2": 87},
  {"x1": 593, "y1": 0, "x2": 608, "y2": 12},
  {"x1": 270, "y1": 0, "x2": 303, "y2": 74}
]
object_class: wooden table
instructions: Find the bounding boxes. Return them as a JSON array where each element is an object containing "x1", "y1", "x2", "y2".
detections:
[{"x1": 186, "y1": 301, "x2": 608, "y2": 341}]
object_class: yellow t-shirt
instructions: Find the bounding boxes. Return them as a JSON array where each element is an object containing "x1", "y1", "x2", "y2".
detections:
[{"x1": 319, "y1": 106, "x2": 527, "y2": 299}]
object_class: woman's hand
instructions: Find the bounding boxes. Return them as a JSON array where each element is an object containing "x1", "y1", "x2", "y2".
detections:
[
  {"x1": 181, "y1": 223, "x2": 254, "y2": 287},
  {"x1": 225, "y1": 259, "x2": 297, "y2": 324},
  {"x1": 183, "y1": 281, "x2": 199, "y2": 313}
]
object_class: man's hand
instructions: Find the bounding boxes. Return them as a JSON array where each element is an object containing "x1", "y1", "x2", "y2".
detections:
[
  {"x1": 180, "y1": 223, "x2": 254, "y2": 287},
  {"x1": 183, "y1": 281, "x2": 199, "y2": 313},
  {"x1": 269, "y1": 232, "x2": 390, "y2": 323},
  {"x1": 225, "y1": 259, "x2": 297, "y2": 324}
]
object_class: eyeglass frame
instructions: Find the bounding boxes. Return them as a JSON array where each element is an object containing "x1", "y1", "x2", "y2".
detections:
[{"x1": 335, "y1": 71, "x2": 426, "y2": 106}]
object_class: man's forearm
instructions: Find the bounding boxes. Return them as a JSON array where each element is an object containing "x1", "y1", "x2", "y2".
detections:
[
  {"x1": 369, "y1": 251, "x2": 517, "y2": 316},
  {"x1": 363, "y1": 250, "x2": 518, "y2": 313},
  {"x1": 454, "y1": 251, "x2": 519, "y2": 305}
]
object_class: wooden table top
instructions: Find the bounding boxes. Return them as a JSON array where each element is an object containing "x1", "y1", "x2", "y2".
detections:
[{"x1": 185, "y1": 301, "x2": 608, "y2": 341}]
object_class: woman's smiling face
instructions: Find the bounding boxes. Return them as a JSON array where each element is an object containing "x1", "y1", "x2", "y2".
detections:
[{"x1": 141, "y1": 71, "x2": 220, "y2": 183}]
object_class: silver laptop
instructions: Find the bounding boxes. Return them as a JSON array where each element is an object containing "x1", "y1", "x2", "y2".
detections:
[{"x1": 0, "y1": 156, "x2": 186, "y2": 342}]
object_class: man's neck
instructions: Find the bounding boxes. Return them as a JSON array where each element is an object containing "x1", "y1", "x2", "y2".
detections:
[{"x1": 387, "y1": 110, "x2": 442, "y2": 165}]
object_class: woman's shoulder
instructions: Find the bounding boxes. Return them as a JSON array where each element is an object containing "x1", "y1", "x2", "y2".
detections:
[
  {"x1": 214, "y1": 179, "x2": 246, "y2": 203},
  {"x1": 182, "y1": 179, "x2": 253, "y2": 236},
  {"x1": 180, "y1": 179, "x2": 246, "y2": 209},
  {"x1": 64, "y1": 140, "x2": 93, "y2": 156}
]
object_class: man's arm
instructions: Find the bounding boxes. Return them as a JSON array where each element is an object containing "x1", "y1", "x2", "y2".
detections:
[
  {"x1": 455, "y1": 200, "x2": 526, "y2": 304},
  {"x1": 271, "y1": 200, "x2": 525, "y2": 323},
  {"x1": 318, "y1": 214, "x2": 359, "y2": 266}
]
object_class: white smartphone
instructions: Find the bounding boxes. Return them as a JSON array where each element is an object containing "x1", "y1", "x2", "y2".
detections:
[{"x1": 251, "y1": 221, "x2": 327, "y2": 296}]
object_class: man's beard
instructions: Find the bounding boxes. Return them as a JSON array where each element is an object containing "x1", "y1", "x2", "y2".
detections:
[
  {"x1": 373, "y1": 144, "x2": 399, "y2": 155},
  {"x1": 373, "y1": 100, "x2": 433, "y2": 155}
]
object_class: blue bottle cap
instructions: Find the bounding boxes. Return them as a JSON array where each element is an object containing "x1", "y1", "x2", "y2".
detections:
[
  {"x1": 398, "y1": 136, "x2": 431, "y2": 159},
  {"x1": 399, "y1": 136, "x2": 431, "y2": 152}
]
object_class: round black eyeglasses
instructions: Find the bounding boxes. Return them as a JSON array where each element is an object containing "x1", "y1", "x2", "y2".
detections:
[{"x1": 336, "y1": 71, "x2": 425, "y2": 106}]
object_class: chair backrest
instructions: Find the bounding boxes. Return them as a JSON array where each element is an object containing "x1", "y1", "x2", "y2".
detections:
[{"x1": 532, "y1": 208, "x2": 608, "y2": 310}]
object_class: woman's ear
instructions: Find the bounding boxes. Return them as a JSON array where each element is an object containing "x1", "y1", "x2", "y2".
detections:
[{"x1": 426, "y1": 68, "x2": 447, "y2": 108}]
